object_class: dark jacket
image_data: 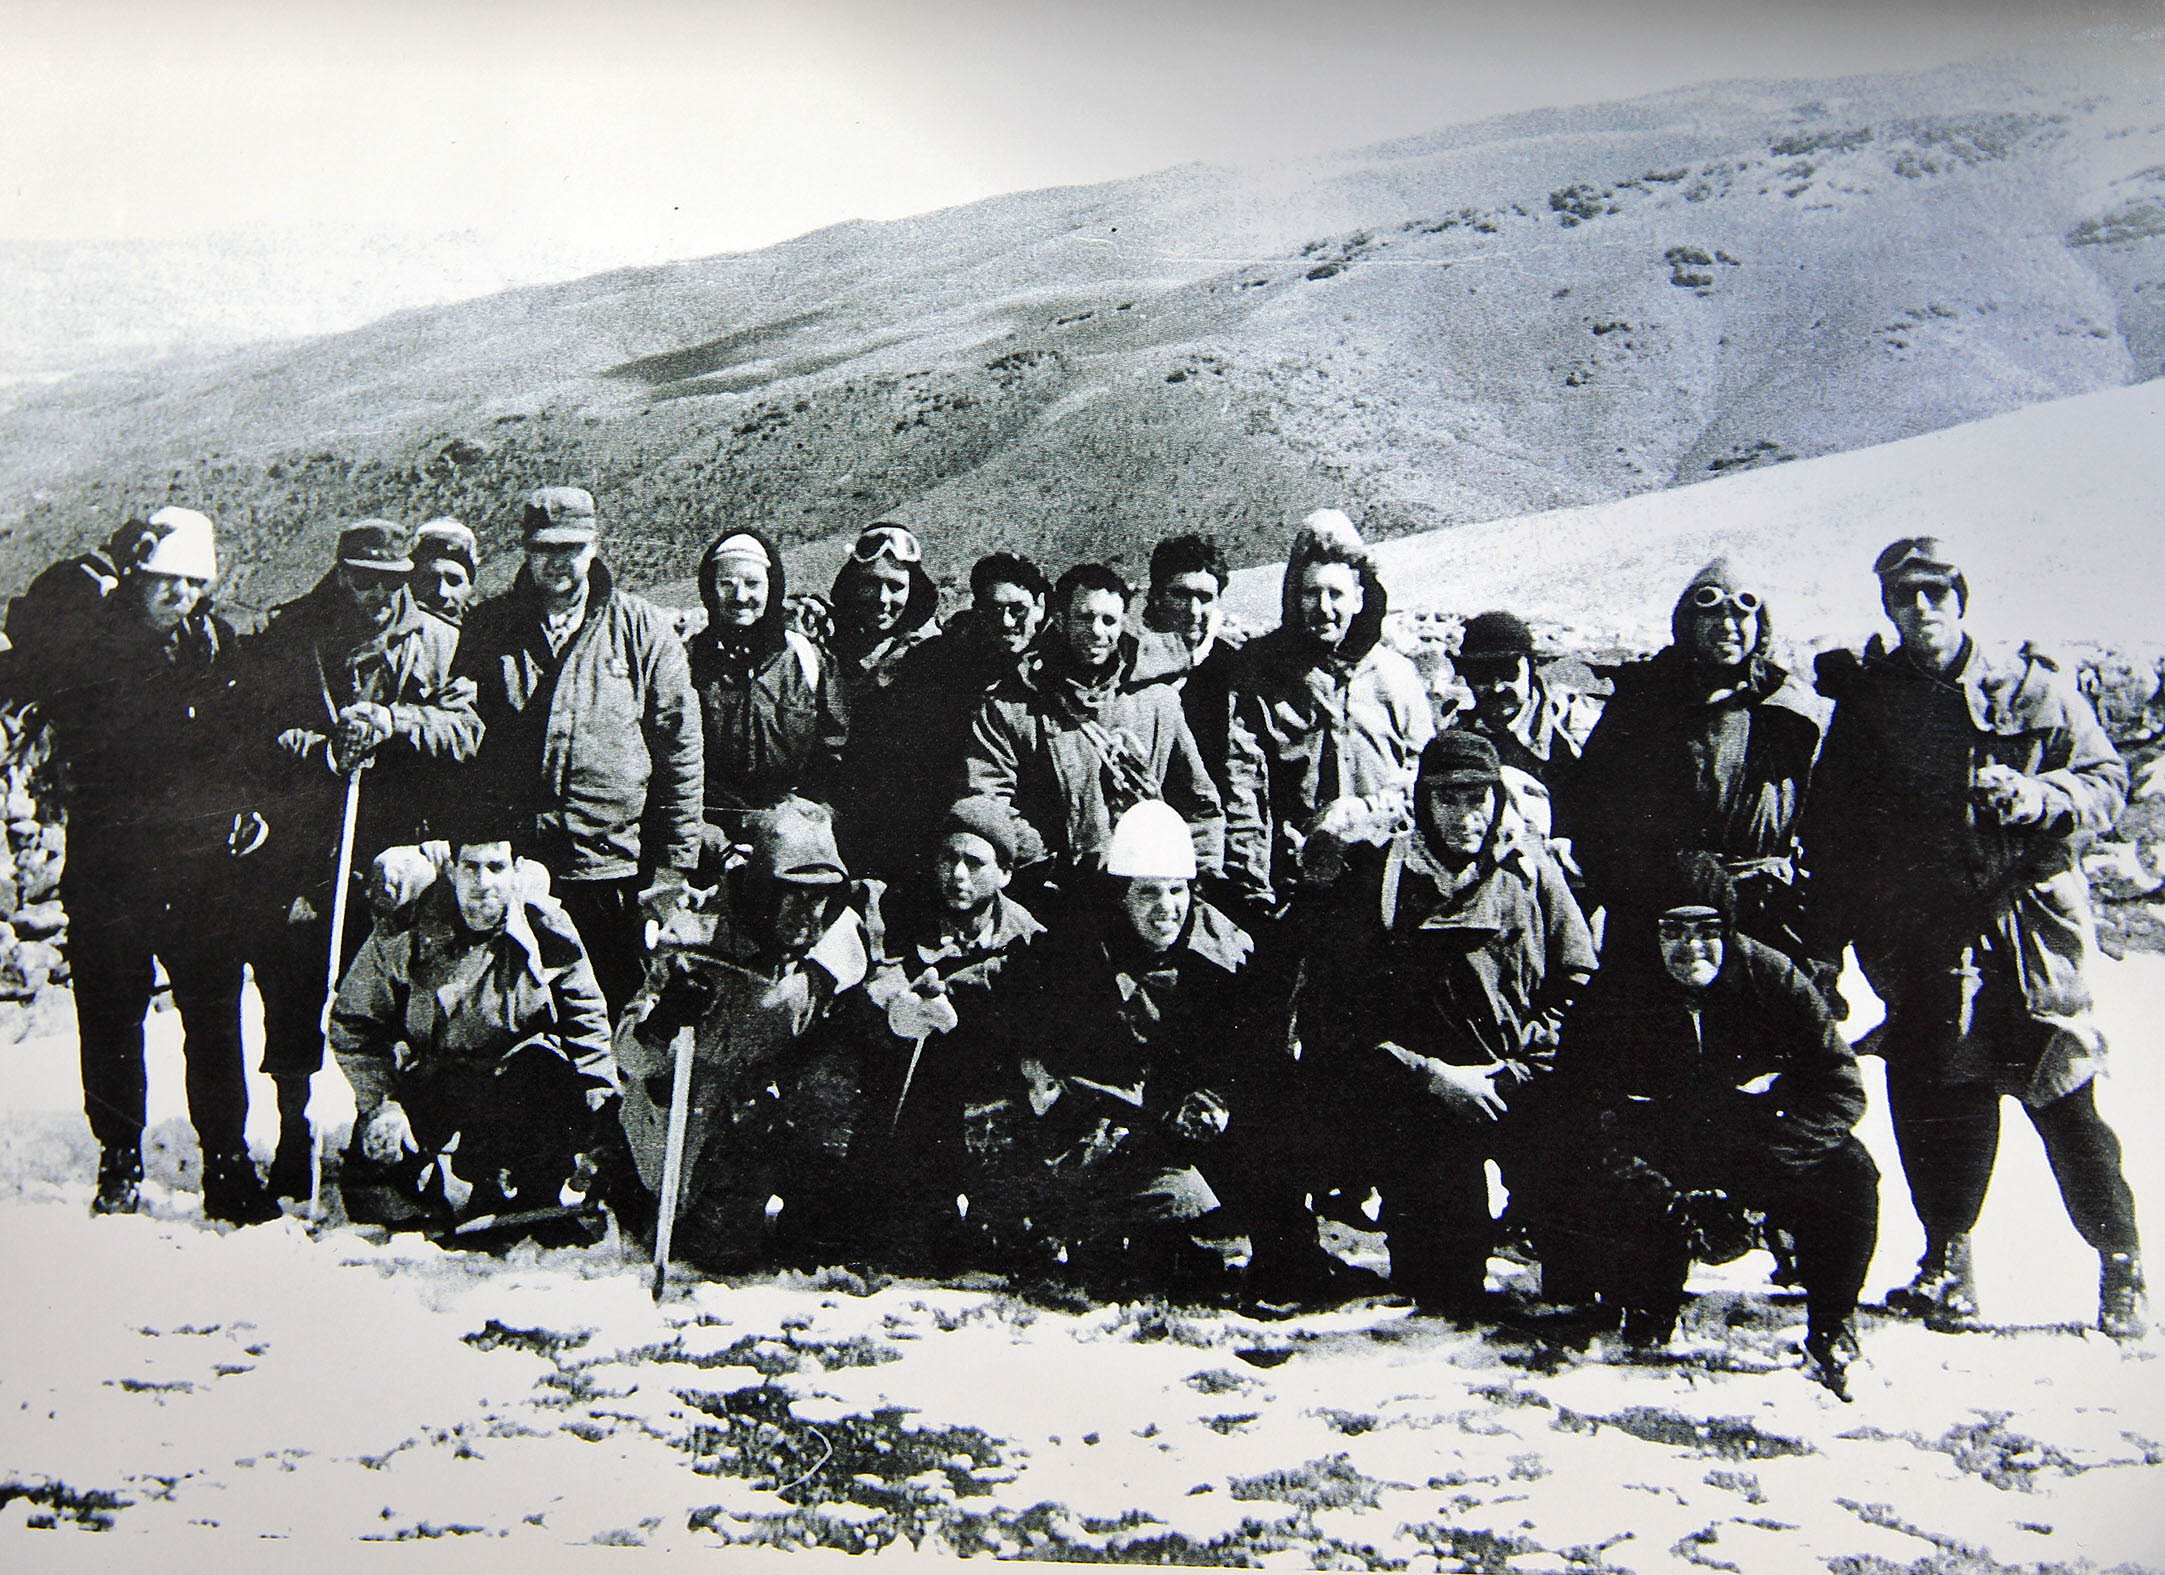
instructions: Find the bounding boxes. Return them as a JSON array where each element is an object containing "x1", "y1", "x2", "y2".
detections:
[
  {"x1": 1296, "y1": 818, "x2": 1596, "y2": 1090},
  {"x1": 1803, "y1": 635, "x2": 2126, "y2": 1103},
  {"x1": 455, "y1": 560, "x2": 703, "y2": 883},
  {"x1": 1224, "y1": 556, "x2": 1434, "y2": 909},
  {"x1": 1560, "y1": 929, "x2": 1865, "y2": 1180},
  {"x1": 963, "y1": 638, "x2": 1225, "y2": 875},
  {"x1": 1564, "y1": 579, "x2": 1828, "y2": 940},
  {"x1": 986, "y1": 895, "x2": 1256, "y2": 1126},
  {"x1": 829, "y1": 556, "x2": 942, "y2": 720},
  {"x1": 840, "y1": 616, "x2": 1026, "y2": 877},
  {"x1": 685, "y1": 529, "x2": 846, "y2": 815},
  {"x1": 41, "y1": 593, "x2": 247, "y2": 900},
  {"x1": 236, "y1": 579, "x2": 480, "y2": 897},
  {"x1": 0, "y1": 547, "x2": 127, "y2": 706}
]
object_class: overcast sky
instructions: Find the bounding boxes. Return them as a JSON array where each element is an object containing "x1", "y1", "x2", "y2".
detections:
[{"x1": 4, "y1": 0, "x2": 2156, "y2": 281}]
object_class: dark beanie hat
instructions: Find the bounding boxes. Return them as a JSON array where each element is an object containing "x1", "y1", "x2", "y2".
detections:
[
  {"x1": 1419, "y1": 729, "x2": 1502, "y2": 788},
  {"x1": 1458, "y1": 611, "x2": 1536, "y2": 665}
]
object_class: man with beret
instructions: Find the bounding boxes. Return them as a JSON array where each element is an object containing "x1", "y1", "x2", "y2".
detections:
[
  {"x1": 409, "y1": 518, "x2": 479, "y2": 625},
  {"x1": 235, "y1": 518, "x2": 482, "y2": 1202},
  {"x1": 33, "y1": 507, "x2": 269, "y2": 1222},
  {"x1": 1803, "y1": 538, "x2": 2143, "y2": 1338},
  {"x1": 853, "y1": 796, "x2": 1046, "y2": 1267},
  {"x1": 1287, "y1": 731, "x2": 1597, "y2": 1316},
  {"x1": 454, "y1": 487, "x2": 703, "y2": 1019},
  {"x1": 330, "y1": 818, "x2": 614, "y2": 1242}
]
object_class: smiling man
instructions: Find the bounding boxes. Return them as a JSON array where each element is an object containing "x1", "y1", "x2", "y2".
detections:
[
  {"x1": 1804, "y1": 538, "x2": 2143, "y2": 1339},
  {"x1": 962, "y1": 563, "x2": 1222, "y2": 883},
  {"x1": 330, "y1": 826, "x2": 613, "y2": 1242},
  {"x1": 1547, "y1": 877, "x2": 1877, "y2": 1395},
  {"x1": 454, "y1": 487, "x2": 702, "y2": 1018}
]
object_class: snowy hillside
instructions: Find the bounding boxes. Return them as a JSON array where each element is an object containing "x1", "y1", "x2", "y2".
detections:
[{"x1": 2, "y1": 44, "x2": 2161, "y2": 617}]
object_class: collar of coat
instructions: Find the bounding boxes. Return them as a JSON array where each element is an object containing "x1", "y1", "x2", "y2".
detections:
[
  {"x1": 1017, "y1": 634, "x2": 1144, "y2": 706},
  {"x1": 274, "y1": 577, "x2": 444, "y2": 658},
  {"x1": 412, "y1": 883, "x2": 555, "y2": 988},
  {"x1": 1381, "y1": 816, "x2": 1538, "y2": 935},
  {"x1": 1095, "y1": 896, "x2": 1252, "y2": 978},
  {"x1": 1600, "y1": 645, "x2": 1827, "y2": 729},
  {"x1": 1855, "y1": 633, "x2": 2068, "y2": 736}
]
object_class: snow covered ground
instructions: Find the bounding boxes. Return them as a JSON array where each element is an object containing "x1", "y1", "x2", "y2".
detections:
[{"x1": 1, "y1": 954, "x2": 2161, "y2": 1566}]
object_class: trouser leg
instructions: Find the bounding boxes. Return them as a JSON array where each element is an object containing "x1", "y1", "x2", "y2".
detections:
[
  {"x1": 557, "y1": 878, "x2": 642, "y2": 1021},
  {"x1": 1376, "y1": 1110, "x2": 1495, "y2": 1308},
  {"x1": 254, "y1": 907, "x2": 331, "y2": 1079},
  {"x1": 160, "y1": 927, "x2": 250, "y2": 1161},
  {"x1": 1883, "y1": 1059, "x2": 1999, "y2": 1240},
  {"x1": 68, "y1": 903, "x2": 157, "y2": 1157},
  {"x1": 2026, "y1": 1080, "x2": 2140, "y2": 1256},
  {"x1": 1757, "y1": 1138, "x2": 1880, "y2": 1336}
]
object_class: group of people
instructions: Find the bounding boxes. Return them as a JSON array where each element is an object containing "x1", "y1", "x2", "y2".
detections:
[{"x1": 0, "y1": 487, "x2": 2145, "y2": 1398}]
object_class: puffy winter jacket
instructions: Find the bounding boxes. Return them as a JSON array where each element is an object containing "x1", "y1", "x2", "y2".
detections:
[
  {"x1": 1558, "y1": 928, "x2": 1865, "y2": 1179},
  {"x1": 455, "y1": 561, "x2": 703, "y2": 883},
  {"x1": 1224, "y1": 631, "x2": 1435, "y2": 910},
  {"x1": 330, "y1": 878, "x2": 613, "y2": 1117}
]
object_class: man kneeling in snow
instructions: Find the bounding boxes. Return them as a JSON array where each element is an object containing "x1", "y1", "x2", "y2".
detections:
[
  {"x1": 330, "y1": 826, "x2": 616, "y2": 1243},
  {"x1": 1544, "y1": 871, "x2": 1878, "y2": 1397}
]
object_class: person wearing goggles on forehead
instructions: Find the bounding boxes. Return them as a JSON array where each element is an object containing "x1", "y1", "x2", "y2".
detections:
[
  {"x1": 1802, "y1": 538, "x2": 2141, "y2": 1340},
  {"x1": 829, "y1": 523, "x2": 941, "y2": 711},
  {"x1": 1563, "y1": 556, "x2": 1828, "y2": 966},
  {"x1": 1543, "y1": 873, "x2": 1877, "y2": 1397}
]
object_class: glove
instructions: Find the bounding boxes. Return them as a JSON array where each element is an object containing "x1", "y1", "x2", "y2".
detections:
[
  {"x1": 361, "y1": 1102, "x2": 419, "y2": 1166},
  {"x1": 1169, "y1": 1088, "x2": 1230, "y2": 1143},
  {"x1": 1413, "y1": 1053, "x2": 1509, "y2": 1122},
  {"x1": 1671, "y1": 1188, "x2": 1758, "y2": 1265},
  {"x1": 886, "y1": 982, "x2": 959, "y2": 1041},
  {"x1": 276, "y1": 727, "x2": 328, "y2": 764},
  {"x1": 1973, "y1": 763, "x2": 2048, "y2": 827},
  {"x1": 332, "y1": 703, "x2": 393, "y2": 774}
]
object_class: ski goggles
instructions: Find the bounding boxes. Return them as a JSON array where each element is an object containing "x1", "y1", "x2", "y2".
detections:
[
  {"x1": 1688, "y1": 584, "x2": 1761, "y2": 616},
  {"x1": 849, "y1": 524, "x2": 922, "y2": 565}
]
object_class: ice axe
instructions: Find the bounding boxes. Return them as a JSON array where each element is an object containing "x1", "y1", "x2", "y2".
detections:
[
  {"x1": 650, "y1": 1023, "x2": 697, "y2": 1301},
  {"x1": 311, "y1": 761, "x2": 366, "y2": 1220}
]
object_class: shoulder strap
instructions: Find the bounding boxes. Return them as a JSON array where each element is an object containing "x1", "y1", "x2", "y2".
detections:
[{"x1": 785, "y1": 629, "x2": 821, "y2": 691}]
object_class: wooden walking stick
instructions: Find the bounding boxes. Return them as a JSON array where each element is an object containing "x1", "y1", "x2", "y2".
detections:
[
  {"x1": 311, "y1": 763, "x2": 365, "y2": 1220},
  {"x1": 650, "y1": 1024, "x2": 697, "y2": 1301}
]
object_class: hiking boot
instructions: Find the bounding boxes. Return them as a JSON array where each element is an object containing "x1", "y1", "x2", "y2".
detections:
[
  {"x1": 1885, "y1": 1235, "x2": 1979, "y2": 1330},
  {"x1": 202, "y1": 1152, "x2": 280, "y2": 1227},
  {"x1": 1803, "y1": 1318, "x2": 1861, "y2": 1401},
  {"x1": 92, "y1": 1148, "x2": 142, "y2": 1216},
  {"x1": 2100, "y1": 1252, "x2": 2147, "y2": 1341},
  {"x1": 266, "y1": 1127, "x2": 315, "y2": 1205},
  {"x1": 1617, "y1": 1303, "x2": 1679, "y2": 1350}
]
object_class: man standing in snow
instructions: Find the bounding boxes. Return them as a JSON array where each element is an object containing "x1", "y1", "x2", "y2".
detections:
[
  {"x1": 1134, "y1": 533, "x2": 1245, "y2": 799},
  {"x1": 1564, "y1": 558, "x2": 1827, "y2": 964},
  {"x1": 34, "y1": 508, "x2": 269, "y2": 1222},
  {"x1": 235, "y1": 519, "x2": 481, "y2": 1203},
  {"x1": 1803, "y1": 538, "x2": 2144, "y2": 1338},
  {"x1": 455, "y1": 487, "x2": 703, "y2": 1018}
]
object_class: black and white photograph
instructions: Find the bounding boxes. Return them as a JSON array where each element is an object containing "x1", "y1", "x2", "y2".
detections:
[{"x1": 2, "y1": 0, "x2": 2163, "y2": 1565}]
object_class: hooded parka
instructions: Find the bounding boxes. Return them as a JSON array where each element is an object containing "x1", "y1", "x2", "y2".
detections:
[
  {"x1": 686, "y1": 529, "x2": 847, "y2": 817},
  {"x1": 1564, "y1": 559, "x2": 1827, "y2": 952},
  {"x1": 1224, "y1": 517, "x2": 1434, "y2": 911}
]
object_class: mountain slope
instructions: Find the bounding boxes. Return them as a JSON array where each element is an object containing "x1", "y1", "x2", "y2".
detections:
[
  {"x1": 1221, "y1": 376, "x2": 2165, "y2": 654},
  {"x1": 2, "y1": 44, "x2": 2160, "y2": 614}
]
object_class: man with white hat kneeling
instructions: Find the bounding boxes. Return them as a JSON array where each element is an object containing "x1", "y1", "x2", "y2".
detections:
[{"x1": 965, "y1": 800, "x2": 1257, "y2": 1296}]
